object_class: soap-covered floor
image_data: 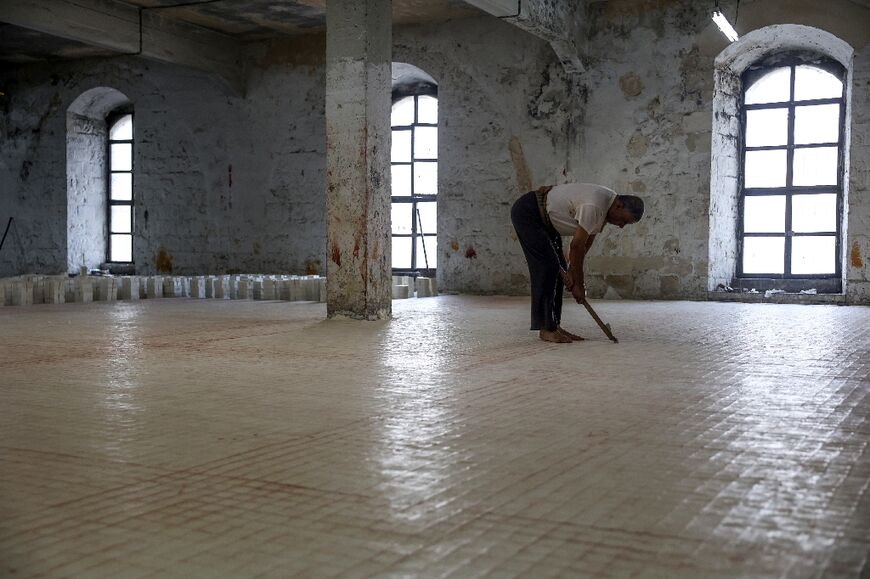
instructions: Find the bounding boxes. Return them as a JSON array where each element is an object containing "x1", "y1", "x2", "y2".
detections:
[{"x1": 1, "y1": 297, "x2": 868, "y2": 577}]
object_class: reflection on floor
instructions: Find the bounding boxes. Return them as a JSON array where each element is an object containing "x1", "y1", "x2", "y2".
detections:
[{"x1": 1, "y1": 296, "x2": 868, "y2": 577}]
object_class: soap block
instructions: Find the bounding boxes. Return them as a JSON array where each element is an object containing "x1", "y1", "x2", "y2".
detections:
[
  {"x1": 44, "y1": 278, "x2": 65, "y2": 304},
  {"x1": 75, "y1": 278, "x2": 93, "y2": 303},
  {"x1": 415, "y1": 277, "x2": 431, "y2": 298},
  {"x1": 146, "y1": 276, "x2": 163, "y2": 298},
  {"x1": 163, "y1": 276, "x2": 176, "y2": 298},
  {"x1": 237, "y1": 278, "x2": 251, "y2": 300},
  {"x1": 190, "y1": 277, "x2": 205, "y2": 299},
  {"x1": 119, "y1": 277, "x2": 139, "y2": 300},
  {"x1": 12, "y1": 280, "x2": 34, "y2": 306},
  {"x1": 392, "y1": 284, "x2": 409, "y2": 299}
]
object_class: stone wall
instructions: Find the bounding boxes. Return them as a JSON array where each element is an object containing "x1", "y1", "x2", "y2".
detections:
[
  {"x1": 0, "y1": 47, "x2": 327, "y2": 277},
  {"x1": 1, "y1": 1, "x2": 868, "y2": 302},
  {"x1": 580, "y1": 0, "x2": 870, "y2": 303},
  {"x1": 66, "y1": 112, "x2": 107, "y2": 272}
]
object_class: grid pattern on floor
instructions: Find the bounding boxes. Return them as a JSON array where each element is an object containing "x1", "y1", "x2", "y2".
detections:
[{"x1": 1, "y1": 297, "x2": 868, "y2": 577}]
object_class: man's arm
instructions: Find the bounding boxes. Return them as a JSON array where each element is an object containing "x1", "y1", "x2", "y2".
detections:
[{"x1": 566, "y1": 226, "x2": 591, "y2": 303}]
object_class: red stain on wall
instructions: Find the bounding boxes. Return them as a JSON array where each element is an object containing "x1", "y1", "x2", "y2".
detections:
[
  {"x1": 851, "y1": 241, "x2": 864, "y2": 268},
  {"x1": 331, "y1": 242, "x2": 341, "y2": 267},
  {"x1": 465, "y1": 246, "x2": 477, "y2": 259},
  {"x1": 154, "y1": 247, "x2": 173, "y2": 273}
]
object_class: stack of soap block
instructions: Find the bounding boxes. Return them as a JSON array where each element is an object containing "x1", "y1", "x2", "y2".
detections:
[
  {"x1": 0, "y1": 274, "x2": 328, "y2": 307},
  {"x1": 391, "y1": 275, "x2": 437, "y2": 299}
]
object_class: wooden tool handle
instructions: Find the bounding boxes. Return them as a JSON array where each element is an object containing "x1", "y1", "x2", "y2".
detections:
[{"x1": 581, "y1": 300, "x2": 619, "y2": 343}]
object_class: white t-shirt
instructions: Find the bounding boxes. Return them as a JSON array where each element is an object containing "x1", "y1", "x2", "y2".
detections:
[{"x1": 546, "y1": 183, "x2": 617, "y2": 236}]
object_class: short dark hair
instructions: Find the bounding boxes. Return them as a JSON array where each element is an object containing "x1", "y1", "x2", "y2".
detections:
[{"x1": 618, "y1": 195, "x2": 644, "y2": 221}]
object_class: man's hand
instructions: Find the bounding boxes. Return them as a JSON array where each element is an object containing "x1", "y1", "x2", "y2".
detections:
[{"x1": 570, "y1": 283, "x2": 586, "y2": 304}]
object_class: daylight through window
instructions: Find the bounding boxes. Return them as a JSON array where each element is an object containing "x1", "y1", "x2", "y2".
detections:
[
  {"x1": 391, "y1": 94, "x2": 437, "y2": 274},
  {"x1": 108, "y1": 113, "x2": 134, "y2": 263},
  {"x1": 739, "y1": 60, "x2": 845, "y2": 279}
]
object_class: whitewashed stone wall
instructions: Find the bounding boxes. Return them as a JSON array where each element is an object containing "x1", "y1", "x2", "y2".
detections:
[
  {"x1": 580, "y1": 0, "x2": 870, "y2": 303},
  {"x1": 1, "y1": 1, "x2": 868, "y2": 302}
]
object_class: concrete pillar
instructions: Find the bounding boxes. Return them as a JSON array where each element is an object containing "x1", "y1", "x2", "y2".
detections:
[{"x1": 325, "y1": 0, "x2": 392, "y2": 320}]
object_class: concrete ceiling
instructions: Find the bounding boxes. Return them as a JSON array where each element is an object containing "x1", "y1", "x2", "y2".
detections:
[
  {"x1": 121, "y1": 0, "x2": 482, "y2": 38},
  {"x1": 0, "y1": 23, "x2": 119, "y2": 63},
  {"x1": 0, "y1": 0, "x2": 483, "y2": 64}
]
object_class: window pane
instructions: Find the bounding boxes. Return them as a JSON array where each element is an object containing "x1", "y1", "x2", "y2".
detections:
[
  {"x1": 416, "y1": 236, "x2": 437, "y2": 269},
  {"x1": 391, "y1": 203, "x2": 412, "y2": 235},
  {"x1": 414, "y1": 162, "x2": 437, "y2": 195},
  {"x1": 744, "y1": 149, "x2": 786, "y2": 188},
  {"x1": 111, "y1": 143, "x2": 132, "y2": 171},
  {"x1": 745, "y1": 67, "x2": 791, "y2": 104},
  {"x1": 391, "y1": 97, "x2": 414, "y2": 126},
  {"x1": 417, "y1": 95, "x2": 438, "y2": 124},
  {"x1": 794, "y1": 104, "x2": 840, "y2": 145},
  {"x1": 416, "y1": 201, "x2": 437, "y2": 234},
  {"x1": 414, "y1": 126, "x2": 438, "y2": 159},
  {"x1": 743, "y1": 237, "x2": 784, "y2": 274},
  {"x1": 391, "y1": 130, "x2": 411, "y2": 162},
  {"x1": 793, "y1": 147, "x2": 838, "y2": 186},
  {"x1": 794, "y1": 65, "x2": 842, "y2": 101},
  {"x1": 110, "y1": 114, "x2": 133, "y2": 140},
  {"x1": 111, "y1": 206, "x2": 132, "y2": 233},
  {"x1": 111, "y1": 234, "x2": 132, "y2": 262},
  {"x1": 792, "y1": 194, "x2": 837, "y2": 233},
  {"x1": 745, "y1": 108, "x2": 788, "y2": 147},
  {"x1": 391, "y1": 164, "x2": 411, "y2": 196},
  {"x1": 744, "y1": 195, "x2": 785, "y2": 233},
  {"x1": 792, "y1": 236, "x2": 836, "y2": 274},
  {"x1": 392, "y1": 236, "x2": 412, "y2": 269},
  {"x1": 111, "y1": 173, "x2": 132, "y2": 201}
]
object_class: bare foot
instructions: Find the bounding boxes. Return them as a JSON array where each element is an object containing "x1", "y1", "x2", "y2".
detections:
[
  {"x1": 540, "y1": 329, "x2": 572, "y2": 343},
  {"x1": 557, "y1": 327, "x2": 584, "y2": 341}
]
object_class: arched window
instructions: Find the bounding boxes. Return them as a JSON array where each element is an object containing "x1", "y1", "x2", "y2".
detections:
[
  {"x1": 67, "y1": 87, "x2": 132, "y2": 274},
  {"x1": 739, "y1": 56, "x2": 845, "y2": 288},
  {"x1": 709, "y1": 26, "x2": 854, "y2": 297},
  {"x1": 107, "y1": 112, "x2": 134, "y2": 263},
  {"x1": 391, "y1": 64, "x2": 438, "y2": 276}
]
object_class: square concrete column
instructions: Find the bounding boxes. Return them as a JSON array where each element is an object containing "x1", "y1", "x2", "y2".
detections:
[{"x1": 325, "y1": 0, "x2": 392, "y2": 320}]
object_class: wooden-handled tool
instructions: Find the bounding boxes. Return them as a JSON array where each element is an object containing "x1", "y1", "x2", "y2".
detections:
[
  {"x1": 581, "y1": 299, "x2": 619, "y2": 343},
  {"x1": 549, "y1": 241, "x2": 618, "y2": 343}
]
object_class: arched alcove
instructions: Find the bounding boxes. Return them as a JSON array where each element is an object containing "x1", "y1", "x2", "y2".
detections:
[
  {"x1": 708, "y1": 25, "x2": 853, "y2": 292},
  {"x1": 66, "y1": 87, "x2": 132, "y2": 273}
]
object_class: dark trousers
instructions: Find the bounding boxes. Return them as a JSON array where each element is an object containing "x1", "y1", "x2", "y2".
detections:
[{"x1": 511, "y1": 191, "x2": 567, "y2": 331}]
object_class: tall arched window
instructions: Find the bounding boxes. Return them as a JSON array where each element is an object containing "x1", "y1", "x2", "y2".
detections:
[
  {"x1": 738, "y1": 55, "x2": 845, "y2": 289},
  {"x1": 391, "y1": 63, "x2": 438, "y2": 276},
  {"x1": 391, "y1": 94, "x2": 438, "y2": 275},
  {"x1": 107, "y1": 111, "x2": 134, "y2": 263}
]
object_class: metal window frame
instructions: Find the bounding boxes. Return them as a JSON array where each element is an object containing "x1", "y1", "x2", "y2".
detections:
[
  {"x1": 391, "y1": 94, "x2": 437, "y2": 276},
  {"x1": 736, "y1": 56, "x2": 846, "y2": 292},
  {"x1": 106, "y1": 110, "x2": 135, "y2": 264}
]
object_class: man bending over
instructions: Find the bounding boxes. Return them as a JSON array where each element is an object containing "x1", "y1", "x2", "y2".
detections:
[{"x1": 510, "y1": 183, "x2": 644, "y2": 343}]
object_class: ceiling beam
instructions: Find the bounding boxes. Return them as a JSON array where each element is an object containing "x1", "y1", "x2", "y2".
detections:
[
  {"x1": 463, "y1": 0, "x2": 584, "y2": 74},
  {"x1": 0, "y1": 0, "x2": 244, "y2": 93}
]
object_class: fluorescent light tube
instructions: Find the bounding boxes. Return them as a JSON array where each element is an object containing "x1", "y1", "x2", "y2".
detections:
[{"x1": 712, "y1": 10, "x2": 739, "y2": 42}]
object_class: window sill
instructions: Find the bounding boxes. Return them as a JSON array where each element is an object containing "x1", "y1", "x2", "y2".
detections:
[
  {"x1": 102, "y1": 262, "x2": 135, "y2": 275},
  {"x1": 707, "y1": 291, "x2": 846, "y2": 305}
]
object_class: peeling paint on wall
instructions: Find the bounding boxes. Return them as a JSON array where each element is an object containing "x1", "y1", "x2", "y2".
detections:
[
  {"x1": 618, "y1": 73, "x2": 644, "y2": 97},
  {"x1": 154, "y1": 247, "x2": 173, "y2": 273},
  {"x1": 852, "y1": 241, "x2": 864, "y2": 269},
  {"x1": 508, "y1": 136, "x2": 533, "y2": 193}
]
